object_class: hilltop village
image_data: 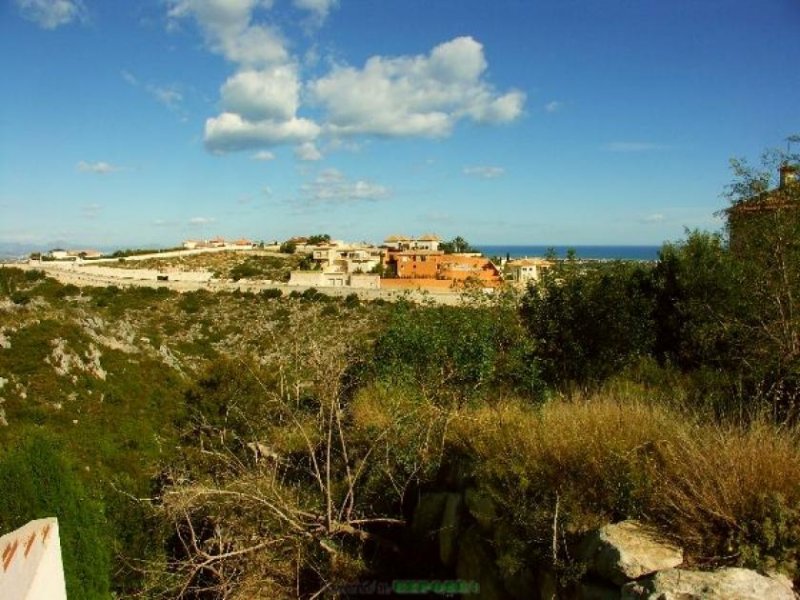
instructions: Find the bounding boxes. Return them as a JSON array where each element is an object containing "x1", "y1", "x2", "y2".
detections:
[{"x1": 23, "y1": 234, "x2": 555, "y2": 297}]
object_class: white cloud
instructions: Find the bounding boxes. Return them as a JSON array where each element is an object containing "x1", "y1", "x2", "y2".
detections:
[
  {"x1": 122, "y1": 70, "x2": 185, "y2": 113},
  {"x1": 463, "y1": 165, "x2": 505, "y2": 179},
  {"x1": 205, "y1": 112, "x2": 320, "y2": 152},
  {"x1": 147, "y1": 84, "x2": 183, "y2": 109},
  {"x1": 251, "y1": 150, "x2": 275, "y2": 161},
  {"x1": 121, "y1": 70, "x2": 139, "y2": 86},
  {"x1": 15, "y1": 0, "x2": 85, "y2": 29},
  {"x1": 189, "y1": 216, "x2": 215, "y2": 225},
  {"x1": 300, "y1": 168, "x2": 389, "y2": 205},
  {"x1": 168, "y1": 3, "x2": 522, "y2": 156},
  {"x1": 604, "y1": 142, "x2": 667, "y2": 152},
  {"x1": 220, "y1": 67, "x2": 299, "y2": 121},
  {"x1": 295, "y1": 141, "x2": 322, "y2": 161},
  {"x1": 309, "y1": 36, "x2": 525, "y2": 138},
  {"x1": 77, "y1": 161, "x2": 120, "y2": 174},
  {"x1": 640, "y1": 213, "x2": 665, "y2": 223},
  {"x1": 544, "y1": 100, "x2": 562, "y2": 113},
  {"x1": 167, "y1": 0, "x2": 287, "y2": 67},
  {"x1": 293, "y1": 0, "x2": 338, "y2": 23}
]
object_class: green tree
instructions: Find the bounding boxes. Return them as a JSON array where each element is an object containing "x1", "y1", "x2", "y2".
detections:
[
  {"x1": 440, "y1": 236, "x2": 476, "y2": 254},
  {"x1": 279, "y1": 240, "x2": 297, "y2": 254},
  {"x1": 521, "y1": 261, "x2": 655, "y2": 386},
  {"x1": 723, "y1": 145, "x2": 800, "y2": 396},
  {"x1": 307, "y1": 233, "x2": 331, "y2": 245},
  {"x1": 651, "y1": 230, "x2": 744, "y2": 370}
]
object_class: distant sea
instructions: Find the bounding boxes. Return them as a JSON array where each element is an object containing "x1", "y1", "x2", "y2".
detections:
[{"x1": 477, "y1": 245, "x2": 661, "y2": 261}]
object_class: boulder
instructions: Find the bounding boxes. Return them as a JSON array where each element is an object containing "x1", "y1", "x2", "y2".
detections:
[
  {"x1": 581, "y1": 520, "x2": 683, "y2": 585},
  {"x1": 621, "y1": 567, "x2": 795, "y2": 599}
]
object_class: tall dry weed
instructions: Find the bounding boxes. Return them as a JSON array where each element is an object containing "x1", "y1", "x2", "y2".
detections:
[{"x1": 452, "y1": 394, "x2": 800, "y2": 577}]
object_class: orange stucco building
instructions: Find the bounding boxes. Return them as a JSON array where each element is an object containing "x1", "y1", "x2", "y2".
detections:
[{"x1": 383, "y1": 249, "x2": 502, "y2": 287}]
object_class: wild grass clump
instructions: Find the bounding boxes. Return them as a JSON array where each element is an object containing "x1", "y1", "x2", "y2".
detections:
[{"x1": 451, "y1": 394, "x2": 800, "y2": 579}]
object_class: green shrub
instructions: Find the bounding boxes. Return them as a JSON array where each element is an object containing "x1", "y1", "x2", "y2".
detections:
[
  {"x1": 0, "y1": 435, "x2": 111, "y2": 599},
  {"x1": 522, "y1": 261, "x2": 655, "y2": 387},
  {"x1": 343, "y1": 293, "x2": 361, "y2": 308},
  {"x1": 373, "y1": 301, "x2": 541, "y2": 400},
  {"x1": 0, "y1": 267, "x2": 26, "y2": 296},
  {"x1": 10, "y1": 291, "x2": 31, "y2": 305}
]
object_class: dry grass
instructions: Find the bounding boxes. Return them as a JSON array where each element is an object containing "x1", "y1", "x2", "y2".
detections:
[{"x1": 451, "y1": 394, "x2": 800, "y2": 576}]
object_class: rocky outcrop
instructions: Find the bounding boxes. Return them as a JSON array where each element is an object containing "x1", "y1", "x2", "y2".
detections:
[
  {"x1": 621, "y1": 566, "x2": 795, "y2": 599},
  {"x1": 580, "y1": 520, "x2": 683, "y2": 585}
]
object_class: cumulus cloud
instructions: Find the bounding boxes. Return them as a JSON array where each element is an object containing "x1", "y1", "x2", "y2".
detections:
[
  {"x1": 168, "y1": 3, "x2": 522, "y2": 156},
  {"x1": 205, "y1": 112, "x2": 320, "y2": 152},
  {"x1": 167, "y1": 0, "x2": 287, "y2": 67},
  {"x1": 295, "y1": 142, "x2": 322, "y2": 161},
  {"x1": 77, "y1": 161, "x2": 120, "y2": 174},
  {"x1": 300, "y1": 168, "x2": 389, "y2": 205},
  {"x1": 309, "y1": 36, "x2": 525, "y2": 138},
  {"x1": 604, "y1": 141, "x2": 667, "y2": 152},
  {"x1": 220, "y1": 67, "x2": 299, "y2": 121},
  {"x1": 251, "y1": 150, "x2": 275, "y2": 161},
  {"x1": 189, "y1": 216, "x2": 215, "y2": 225},
  {"x1": 15, "y1": 0, "x2": 85, "y2": 29},
  {"x1": 463, "y1": 165, "x2": 505, "y2": 179},
  {"x1": 169, "y1": 1, "x2": 319, "y2": 153}
]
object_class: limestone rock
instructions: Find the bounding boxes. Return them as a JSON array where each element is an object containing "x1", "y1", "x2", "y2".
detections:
[
  {"x1": 621, "y1": 567, "x2": 795, "y2": 600},
  {"x1": 581, "y1": 520, "x2": 683, "y2": 585}
]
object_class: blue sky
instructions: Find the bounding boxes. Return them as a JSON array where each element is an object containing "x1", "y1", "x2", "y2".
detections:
[{"x1": 1, "y1": 0, "x2": 798, "y2": 248}]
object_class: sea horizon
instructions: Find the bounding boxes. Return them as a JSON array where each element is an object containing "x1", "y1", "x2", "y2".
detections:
[{"x1": 476, "y1": 245, "x2": 662, "y2": 261}]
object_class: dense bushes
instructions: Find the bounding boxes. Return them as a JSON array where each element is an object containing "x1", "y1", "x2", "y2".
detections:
[
  {"x1": 521, "y1": 260, "x2": 654, "y2": 386},
  {"x1": 521, "y1": 228, "x2": 800, "y2": 417},
  {"x1": 373, "y1": 298, "x2": 542, "y2": 401}
]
